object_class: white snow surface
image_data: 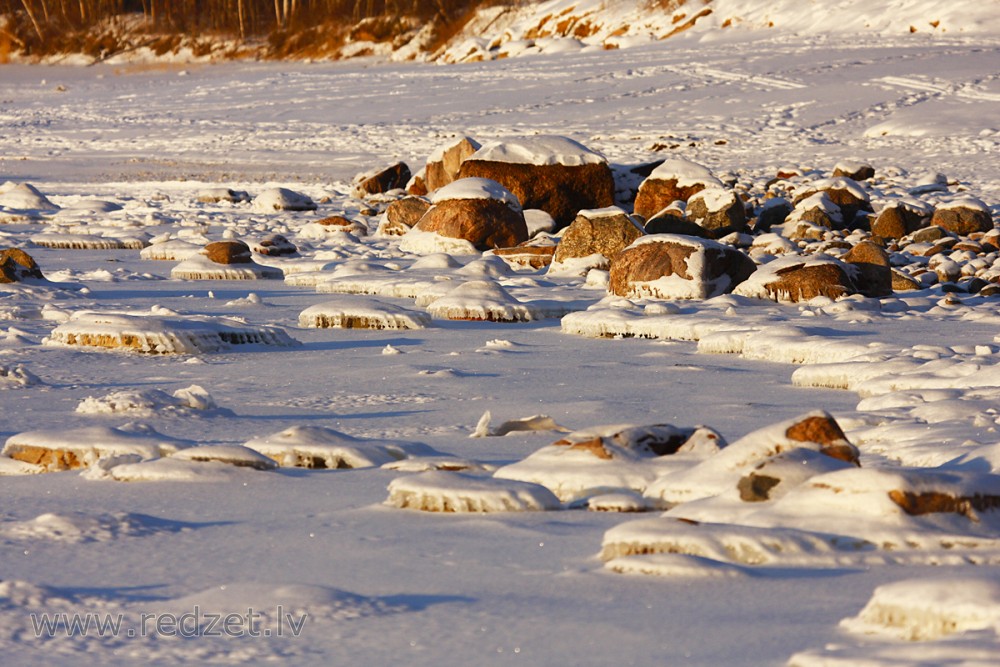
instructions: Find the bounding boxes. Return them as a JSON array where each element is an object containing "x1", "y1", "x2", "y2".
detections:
[{"x1": 0, "y1": 13, "x2": 1000, "y2": 667}]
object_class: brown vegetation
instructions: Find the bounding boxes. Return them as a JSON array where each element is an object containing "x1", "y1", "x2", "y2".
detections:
[{"x1": 0, "y1": 0, "x2": 501, "y2": 60}]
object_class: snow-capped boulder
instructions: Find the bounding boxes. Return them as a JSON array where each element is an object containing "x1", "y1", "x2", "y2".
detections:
[
  {"x1": 632, "y1": 158, "x2": 723, "y2": 221},
  {"x1": 243, "y1": 425, "x2": 432, "y2": 469},
  {"x1": 929, "y1": 197, "x2": 994, "y2": 236},
  {"x1": 251, "y1": 187, "x2": 317, "y2": 212},
  {"x1": 425, "y1": 136, "x2": 481, "y2": 191},
  {"x1": 251, "y1": 234, "x2": 297, "y2": 256},
  {"x1": 684, "y1": 188, "x2": 748, "y2": 236},
  {"x1": 408, "y1": 177, "x2": 528, "y2": 251},
  {"x1": 792, "y1": 177, "x2": 873, "y2": 226},
  {"x1": 644, "y1": 411, "x2": 859, "y2": 507},
  {"x1": 733, "y1": 253, "x2": 857, "y2": 302},
  {"x1": 2, "y1": 425, "x2": 193, "y2": 472},
  {"x1": 457, "y1": 135, "x2": 614, "y2": 227},
  {"x1": 832, "y1": 160, "x2": 875, "y2": 181},
  {"x1": 551, "y1": 207, "x2": 644, "y2": 269},
  {"x1": 609, "y1": 234, "x2": 757, "y2": 300},
  {"x1": 494, "y1": 423, "x2": 725, "y2": 502}
]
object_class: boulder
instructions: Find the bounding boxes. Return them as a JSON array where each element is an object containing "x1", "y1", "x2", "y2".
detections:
[
  {"x1": 552, "y1": 207, "x2": 644, "y2": 266},
  {"x1": 842, "y1": 241, "x2": 892, "y2": 297},
  {"x1": 457, "y1": 135, "x2": 614, "y2": 227},
  {"x1": 734, "y1": 254, "x2": 857, "y2": 302},
  {"x1": 871, "y1": 201, "x2": 930, "y2": 239},
  {"x1": 633, "y1": 158, "x2": 724, "y2": 220},
  {"x1": 644, "y1": 208, "x2": 712, "y2": 239},
  {"x1": 251, "y1": 187, "x2": 316, "y2": 212},
  {"x1": 930, "y1": 198, "x2": 994, "y2": 236},
  {"x1": 684, "y1": 188, "x2": 748, "y2": 236},
  {"x1": 793, "y1": 177, "x2": 873, "y2": 226},
  {"x1": 609, "y1": 235, "x2": 757, "y2": 300},
  {"x1": 204, "y1": 240, "x2": 253, "y2": 265},
  {"x1": 425, "y1": 136, "x2": 481, "y2": 191},
  {"x1": 375, "y1": 196, "x2": 431, "y2": 237},
  {"x1": 252, "y1": 234, "x2": 297, "y2": 256},
  {"x1": 352, "y1": 161, "x2": 412, "y2": 198},
  {"x1": 491, "y1": 245, "x2": 557, "y2": 270},
  {"x1": 411, "y1": 178, "x2": 528, "y2": 251},
  {"x1": 0, "y1": 248, "x2": 44, "y2": 283},
  {"x1": 788, "y1": 191, "x2": 843, "y2": 230},
  {"x1": 755, "y1": 197, "x2": 793, "y2": 232},
  {"x1": 832, "y1": 160, "x2": 875, "y2": 181}
]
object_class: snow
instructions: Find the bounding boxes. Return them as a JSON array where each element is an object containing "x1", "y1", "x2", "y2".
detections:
[
  {"x1": 428, "y1": 176, "x2": 521, "y2": 209},
  {"x1": 466, "y1": 135, "x2": 607, "y2": 167},
  {"x1": 0, "y1": 11, "x2": 999, "y2": 667}
]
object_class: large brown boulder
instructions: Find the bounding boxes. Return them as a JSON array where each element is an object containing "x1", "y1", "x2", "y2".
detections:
[
  {"x1": 843, "y1": 241, "x2": 892, "y2": 297},
  {"x1": 609, "y1": 235, "x2": 757, "y2": 300},
  {"x1": 552, "y1": 207, "x2": 644, "y2": 266},
  {"x1": 410, "y1": 178, "x2": 528, "y2": 251},
  {"x1": 426, "y1": 136, "x2": 481, "y2": 191},
  {"x1": 376, "y1": 196, "x2": 431, "y2": 237},
  {"x1": 0, "y1": 248, "x2": 44, "y2": 283},
  {"x1": 632, "y1": 157, "x2": 724, "y2": 221},
  {"x1": 734, "y1": 254, "x2": 857, "y2": 302},
  {"x1": 871, "y1": 200, "x2": 931, "y2": 239},
  {"x1": 352, "y1": 161, "x2": 412, "y2": 198},
  {"x1": 930, "y1": 198, "x2": 994, "y2": 236},
  {"x1": 205, "y1": 240, "x2": 253, "y2": 265},
  {"x1": 457, "y1": 136, "x2": 614, "y2": 228}
]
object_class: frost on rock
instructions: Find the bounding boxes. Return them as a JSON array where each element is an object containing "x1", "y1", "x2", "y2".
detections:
[
  {"x1": 46, "y1": 308, "x2": 298, "y2": 354},
  {"x1": 243, "y1": 425, "x2": 435, "y2": 469},
  {"x1": 386, "y1": 470, "x2": 561, "y2": 512},
  {"x1": 2, "y1": 424, "x2": 194, "y2": 472},
  {"x1": 299, "y1": 296, "x2": 431, "y2": 330},
  {"x1": 495, "y1": 423, "x2": 725, "y2": 502}
]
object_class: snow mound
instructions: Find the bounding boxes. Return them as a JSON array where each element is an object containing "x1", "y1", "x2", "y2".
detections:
[
  {"x1": 430, "y1": 177, "x2": 521, "y2": 209},
  {"x1": 31, "y1": 232, "x2": 147, "y2": 250},
  {"x1": 0, "y1": 182, "x2": 59, "y2": 212},
  {"x1": 243, "y1": 425, "x2": 434, "y2": 469},
  {"x1": 46, "y1": 308, "x2": 298, "y2": 354},
  {"x1": 102, "y1": 457, "x2": 266, "y2": 482},
  {"x1": 76, "y1": 385, "x2": 219, "y2": 415},
  {"x1": 299, "y1": 296, "x2": 430, "y2": 330},
  {"x1": 171, "y1": 445, "x2": 278, "y2": 471},
  {"x1": 140, "y1": 238, "x2": 206, "y2": 261},
  {"x1": 468, "y1": 136, "x2": 606, "y2": 167},
  {"x1": 841, "y1": 577, "x2": 1000, "y2": 641},
  {"x1": 0, "y1": 511, "x2": 179, "y2": 542},
  {"x1": 171, "y1": 254, "x2": 284, "y2": 280},
  {"x1": 2, "y1": 424, "x2": 194, "y2": 472},
  {"x1": 386, "y1": 470, "x2": 561, "y2": 512},
  {"x1": 250, "y1": 187, "x2": 317, "y2": 212},
  {"x1": 495, "y1": 423, "x2": 725, "y2": 502}
]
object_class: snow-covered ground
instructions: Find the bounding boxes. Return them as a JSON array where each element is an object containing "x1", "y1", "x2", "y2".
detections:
[{"x1": 1, "y1": 18, "x2": 1000, "y2": 667}]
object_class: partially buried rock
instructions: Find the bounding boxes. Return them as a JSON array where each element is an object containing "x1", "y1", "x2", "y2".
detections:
[
  {"x1": 457, "y1": 135, "x2": 614, "y2": 227},
  {"x1": 251, "y1": 187, "x2": 317, "y2": 212},
  {"x1": 205, "y1": 240, "x2": 252, "y2": 265},
  {"x1": 734, "y1": 254, "x2": 857, "y2": 302},
  {"x1": 552, "y1": 207, "x2": 645, "y2": 268},
  {"x1": 410, "y1": 177, "x2": 527, "y2": 251},
  {"x1": 832, "y1": 160, "x2": 875, "y2": 181},
  {"x1": 375, "y1": 196, "x2": 431, "y2": 237},
  {"x1": 0, "y1": 248, "x2": 44, "y2": 283},
  {"x1": 633, "y1": 158, "x2": 724, "y2": 221},
  {"x1": 352, "y1": 161, "x2": 412, "y2": 198},
  {"x1": 609, "y1": 235, "x2": 757, "y2": 300},
  {"x1": 252, "y1": 234, "x2": 296, "y2": 256}
]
